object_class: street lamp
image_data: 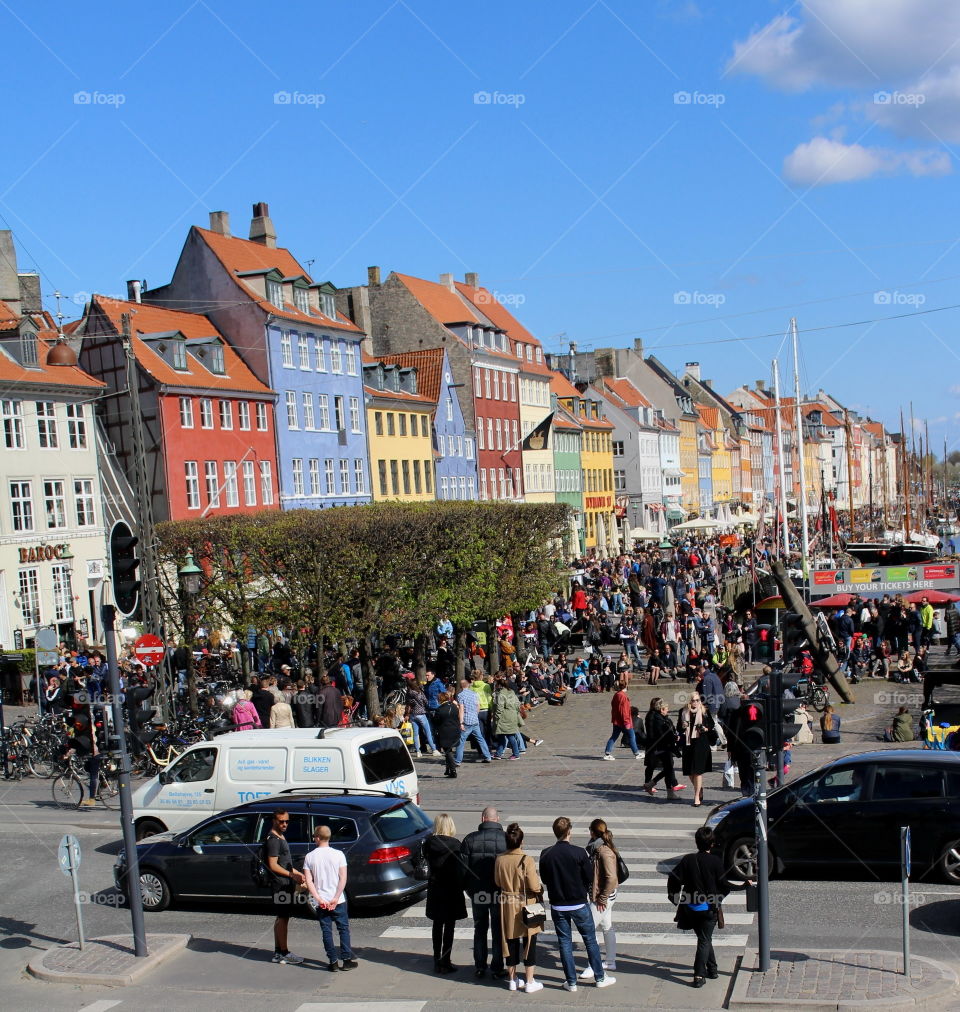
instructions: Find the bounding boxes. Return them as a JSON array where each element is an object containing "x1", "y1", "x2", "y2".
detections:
[
  {"x1": 659, "y1": 536, "x2": 673, "y2": 563},
  {"x1": 178, "y1": 552, "x2": 202, "y2": 714},
  {"x1": 178, "y1": 552, "x2": 202, "y2": 596}
]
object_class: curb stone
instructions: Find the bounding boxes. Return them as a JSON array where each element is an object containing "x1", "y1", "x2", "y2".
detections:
[{"x1": 27, "y1": 933, "x2": 191, "y2": 986}]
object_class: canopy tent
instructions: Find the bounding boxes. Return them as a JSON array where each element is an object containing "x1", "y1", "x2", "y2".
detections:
[
  {"x1": 809, "y1": 593, "x2": 854, "y2": 608},
  {"x1": 671, "y1": 516, "x2": 723, "y2": 532},
  {"x1": 904, "y1": 589, "x2": 960, "y2": 604},
  {"x1": 630, "y1": 527, "x2": 663, "y2": 541},
  {"x1": 733, "y1": 510, "x2": 761, "y2": 526}
]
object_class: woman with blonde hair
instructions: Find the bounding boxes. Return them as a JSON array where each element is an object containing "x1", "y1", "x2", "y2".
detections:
[
  {"x1": 425, "y1": 813, "x2": 467, "y2": 973},
  {"x1": 677, "y1": 692, "x2": 715, "y2": 807},
  {"x1": 232, "y1": 690, "x2": 261, "y2": 730},
  {"x1": 579, "y1": 818, "x2": 619, "y2": 979},
  {"x1": 494, "y1": 823, "x2": 544, "y2": 993}
]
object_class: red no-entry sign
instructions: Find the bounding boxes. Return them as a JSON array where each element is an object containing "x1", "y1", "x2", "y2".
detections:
[{"x1": 133, "y1": 633, "x2": 165, "y2": 668}]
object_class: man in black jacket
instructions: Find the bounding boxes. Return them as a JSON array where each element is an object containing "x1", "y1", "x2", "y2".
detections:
[
  {"x1": 539, "y1": 816, "x2": 616, "y2": 992},
  {"x1": 459, "y1": 806, "x2": 506, "y2": 979}
]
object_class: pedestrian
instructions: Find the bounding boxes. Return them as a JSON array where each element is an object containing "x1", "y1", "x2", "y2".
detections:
[
  {"x1": 233, "y1": 690, "x2": 262, "y2": 731},
  {"x1": 426, "y1": 814, "x2": 467, "y2": 974},
  {"x1": 264, "y1": 809, "x2": 305, "y2": 965},
  {"x1": 602, "y1": 681, "x2": 643, "y2": 761},
  {"x1": 434, "y1": 692, "x2": 461, "y2": 778},
  {"x1": 249, "y1": 677, "x2": 274, "y2": 728},
  {"x1": 677, "y1": 692, "x2": 715, "y2": 807},
  {"x1": 456, "y1": 678, "x2": 493, "y2": 765},
  {"x1": 269, "y1": 692, "x2": 295, "y2": 728},
  {"x1": 538, "y1": 816, "x2": 616, "y2": 992},
  {"x1": 820, "y1": 704, "x2": 841, "y2": 743},
  {"x1": 668, "y1": 826, "x2": 749, "y2": 988},
  {"x1": 491, "y1": 677, "x2": 524, "y2": 760},
  {"x1": 303, "y1": 824, "x2": 357, "y2": 972},
  {"x1": 317, "y1": 675, "x2": 343, "y2": 728},
  {"x1": 643, "y1": 697, "x2": 683, "y2": 794},
  {"x1": 493, "y1": 822, "x2": 544, "y2": 993},
  {"x1": 578, "y1": 819, "x2": 619, "y2": 980},
  {"x1": 406, "y1": 680, "x2": 440, "y2": 758},
  {"x1": 460, "y1": 806, "x2": 507, "y2": 979}
]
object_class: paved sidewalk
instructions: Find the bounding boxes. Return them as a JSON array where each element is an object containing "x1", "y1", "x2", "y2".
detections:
[
  {"x1": 28, "y1": 933, "x2": 190, "y2": 985},
  {"x1": 729, "y1": 948, "x2": 959, "y2": 1010}
]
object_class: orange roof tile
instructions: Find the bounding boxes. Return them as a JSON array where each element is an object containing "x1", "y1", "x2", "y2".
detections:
[
  {"x1": 697, "y1": 405, "x2": 720, "y2": 429},
  {"x1": 552, "y1": 404, "x2": 582, "y2": 432},
  {"x1": 598, "y1": 376, "x2": 652, "y2": 408},
  {"x1": 550, "y1": 370, "x2": 581, "y2": 398},
  {"x1": 363, "y1": 384, "x2": 435, "y2": 408},
  {"x1": 0, "y1": 301, "x2": 104, "y2": 390},
  {"x1": 194, "y1": 227, "x2": 360, "y2": 333},
  {"x1": 375, "y1": 348, "x2": 445, "y2": 407},
  {"x1": 89, "y1": 296, "x2": 274, "y2": 396},
  {"x1": 453, "y1": 282, "x2": 553, "y2": 376}
]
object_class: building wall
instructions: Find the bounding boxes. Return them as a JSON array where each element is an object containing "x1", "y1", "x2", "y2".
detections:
[
  {"x1": 553, "y1": 428, "x2": 583, "y2": 550},
  {"x1": 679, "y1": 416, "x2": 699, "y2": 509},
  {"x1": 433, "y1": 354, "x2": 478, "y2": 500},
  {"x1": 580, "y1": 426, "x2": 615, "y2": 549},
  {"x1": 367, "y1": 400, "x2": 435, "y2": 501}
]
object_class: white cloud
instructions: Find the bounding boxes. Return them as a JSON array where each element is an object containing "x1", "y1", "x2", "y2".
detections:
[
  {"x1": 867, "y1": 65, "x2": 960, "y2": 142},
  {"x1": 783, "y1": 136, "x2": 951, "y2": 184}
]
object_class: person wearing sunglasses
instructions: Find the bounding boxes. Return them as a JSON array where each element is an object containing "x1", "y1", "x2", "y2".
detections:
[{"x1": 265, "y1": 809, "x2": 305, "y2": 964}]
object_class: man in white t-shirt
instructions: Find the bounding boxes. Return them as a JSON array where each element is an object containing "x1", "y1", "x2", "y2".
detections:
[{"x1": 303, "y1": 824, "x2": 357, "y2": 972}]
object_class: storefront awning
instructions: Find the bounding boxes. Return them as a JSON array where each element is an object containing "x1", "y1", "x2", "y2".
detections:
[{"x1": 666, "y1": 508, "x2": 686, "y2": 520}]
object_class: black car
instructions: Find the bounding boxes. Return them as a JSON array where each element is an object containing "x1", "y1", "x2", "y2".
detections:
[
  {"x1": 115, "y1": 790, "x2": 433, "y2": 912},
  {"x1": 706, "y1": 750, "x2": 960, "y2": 883}
]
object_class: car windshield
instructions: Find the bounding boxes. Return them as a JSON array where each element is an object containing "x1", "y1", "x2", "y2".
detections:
[
  {"x1": 359, "y1": 736, "x2": 414, "y2": 785},
  {"x1": 166, "y1": 746, "x2": 217, "y2": 783},
  {"x1": 371, "y1": 802, "x2": 432, "y2": 843}
]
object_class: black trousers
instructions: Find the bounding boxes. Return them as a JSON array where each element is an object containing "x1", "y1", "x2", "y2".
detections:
[
  {"x1": 443, "y1": 747, "x2": 457, "y2": 777},
  {"x1": 692, "y1": 910, "x2": 717, "y2": 978},
  {"x1": 432, "y1": 918, "x2": 456, "y2": 965},
  {"x1": 644, "y1": 751, "x2": 677, "y2": 788},
  {"x1": 472, "y1": 897, "x2": 503, "y2": 971},
  {"x1": 506, "y1": 934, "x2": 537, "y2": 968}
]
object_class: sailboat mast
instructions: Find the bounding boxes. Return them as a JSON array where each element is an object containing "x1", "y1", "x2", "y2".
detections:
[
  {"x1": 791, "y1": 318, "x2": 810, "y2": 572},
  {"x1": 844, "y1": 410, "x2": 855, "y2": 536},
  {"x1": 901, "y1": 408, "x2": 911, "y2": 539},
  {"x1": 772, "y1": 360, "x2": 790, "y2": 559}
]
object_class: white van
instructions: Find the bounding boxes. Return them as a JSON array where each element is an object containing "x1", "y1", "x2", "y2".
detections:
[{"x1": 131, "y1": 727, "x2": 417, "y2": 837}]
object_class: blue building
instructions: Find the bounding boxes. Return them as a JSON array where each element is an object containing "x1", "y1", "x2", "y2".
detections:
[
  {"x1": 376, "y1": 348, "x2": 477, "y2": 499},
  {"x1": 145, "y1": 204, "x2": 371, "y2": 508}
]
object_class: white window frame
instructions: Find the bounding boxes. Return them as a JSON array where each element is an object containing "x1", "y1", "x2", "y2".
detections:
[
  {"x1": 280, "y1": 331, "x2": 294, "y2": 367},
  {"x1": 493, "y1": 371, "x2": 500, "y2": 400},
  {"x1": 446, "y1": 396, "x2": 454, "y2": 421},
  {"x1": 255, "y1": 402, "x2": 268, "y2": 431},
  {"x1": 224, "y1": 461, "x2": 239, "y2": 507},
  {"x1": 10, "y1": 480, "x2": 33, "y2": 532},
  {"x1": 18, "y1": 567, "x2": 41, "y2": 626},
  {"x1": 484, "y1": 369, "x2": 491, "y2": 399},
  {"x1": 330, "y1": 341, "x2": 342, "y2": 373},
  {"x1": 179, "y1": 397, "x2": 194, "y2": 428},
  {"x1": 334, "y1": 396, "x2": 345, "y2": 432},
  {"x1": 52, "y1": 563, "x2": 74, "y2": 622},
  {"x1": 242, "y1": 460, "x2": 256, "y2": 506},
  {"x1": 200, "y1": 398, "x2": 214, "y2": 429},
  {"x1": 205, "y1": 461, "x2": 220, "y2": 507},
  {"x1": 43, "y1": 479, "x2": 67, "y2": 529},
  {"x1": 324, "y1": 459, "x2": 335, "y2": 495},
  {"x1": 320, "y1": 292, "x2": 336, "y2": 318},
  {"x1": 185, "y1": 462, "x2": 200, "y2": 510},
  {"x1": 2, "y1": 399, "x2": 24, "y2": 449},
  {"x1": 317, "y1": 394, "x2": 330, "y2": 430},
  {"x1": 285, "y1": 391, "x2": 299, "y2": 429},
  {"x1": 172, "y1": 341, "x2": 188, "y2": 370},
  {"x1": 294, "y1": 287, "x2": 310, "y2": 314},
  {"x1": 465, "y1": 437, "x2": 474, "y2": 459},
  {"x1": 298, "y1": 333, "x2": 310, "y2": 370},
  {"x1": 73, "y1": 479, "x2": 96, "y2": 527},
  {"x1": 219, "y1": 400, "x2": 233, "y2": 430},
  {"x1": 349, "y1": 396, "x2": 361, "y2": 433},
  {"x1": 267, "y1": 280, "x2": 284, "y2": 308},
  {"x1": 238, "y1": 401, "x2": 251, "y2": 430},
  {"x1": 339, "y1": 459, "x2": 350, "y2": 495},
  {"x1": 302, "y1": 392, "x2": 315, "y2": 430},
  {"x1": 66, "y1": 403, "x2": 87, "y2": 449},
  {"x1": 345, "y1": 343, "x2": 357, "y2": 375},
  {"x1": 260, "y1": 460, "x2": 274, "y2": 505},
  {"x1": 37, "y1": 401, "x2": 59, "y2": 448},
  {"x1": 309, "y1": 459, "x2": 321, "y2": 497},
  {"x1": 440, "y1": 476, "x2": 448, "y2": 500},
  {"x1": 474, "y1": 369, "x2": 482, "y2": 398},
  {"x1": 315, "y1": 337, "x2": 326, "y2": 372},
  {"x1": 354, "y1": 458, "x2": 366, "y2": 495}
]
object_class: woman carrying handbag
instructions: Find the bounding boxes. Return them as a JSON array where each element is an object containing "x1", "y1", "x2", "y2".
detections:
[
  {"x1": 677, "y1": 691, "x2": 715, "y2": 807},
  {"x1": 493, "y1": 823, "x2": 545, "y2": 994}
]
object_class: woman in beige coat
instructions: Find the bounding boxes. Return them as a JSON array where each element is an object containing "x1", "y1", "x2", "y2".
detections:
[{"x1": 493, "y1": 823, "x2": 544, "y2": 993}]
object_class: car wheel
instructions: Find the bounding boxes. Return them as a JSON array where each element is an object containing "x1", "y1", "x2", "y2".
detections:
[
  {"x1": 939, "y1": 840, "x2": 960, "y2": 883},
  {"x1": 135, "y1": 818, "x2": 166, "y2": 841},
  {"x1": 138, "y1": 869, "x2": 171, "y2": 912},
  {"x1": 727, "y1": 837, "x2": 758, "y2": 880}
]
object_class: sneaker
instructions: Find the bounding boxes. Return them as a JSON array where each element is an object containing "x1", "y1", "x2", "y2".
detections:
[
  {"x1": 415, "y1": 750, "x2": 422, "y2": 758},
  {"x1": 602, "y1": 754, "x2": 615, "y2": 761},
  {"x1": 579, "y1": 966, "x2": 596, "y2": 981},
  {"x1": 78, "y1": 798, "x2": 97, "y2": 808},
  {"x1": 342, "y1": 958, "x2": 358, "y2": 970},
  {"x1": 491, "y1": 754, "x2": 501, "y2": 760},
  {"x1": 562, "y1": 982, "x2": 578, "y2": 992},
  {"x1": 534, "y1": 739, "x2": 544, "y2": 746},
  {"x1": 507, "y1": 979, "x2": 518, "y2": 991},
  {"x1": 517, "y1": 978, "x2": 525, "y2": 990},
  {"x1": 670, "y1": 784, "x2": 686, "y2": 791},
  {"x1": 634, "y1": 752, "x2": 645, "y2": 760},
  {"x1": 327, "y1": 961, "x2": 339, "y2": 972},
  {"x1": 433, "y1": 749, "x2": 442, "y2": 757},
  {"x1": 507, "y1": 755, "x2": 519, "y2": 760},
  {"x1": 271, "y1": 952, "x2": 284, "y2": 963},
  {"x1": 482, "y1": 758, "x2": 492, "y2": 764},
  {"x1": 596, "y1": 975, "x2": 617, "y2": 988},
  {"x1": 283, "y1": 952, "x2": 304, "y2": 965},
  {"x1": 525, "y1": 980, "x2": 544, "y2": 994}
]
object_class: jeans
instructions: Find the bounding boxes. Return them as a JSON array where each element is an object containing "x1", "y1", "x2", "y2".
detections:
[
  {"x1": 478, "y1": 709, "x2": 493, "y2": 745},
  {"x1": 456, "y1": 722, "x2": 491, "y2": 762},
  {"x1": 410, "y1": 714, "x2": 436, "y2": 752},
  {"x1": 552, "y1": 904, "x2": 604, "y2": 986},
  {"x1": 947, "y1": 632, "x2": 960, "y2": 656},
  {"x1": 605, "y1": 725, "x2": 640, "y2": 756},
  {"x1": 471, "y1": 896, "x2": 503, "y2": 971},
  {"x1": 315, "y1": 900, "x2": 353, "y2": 962},
  {"x1": 692, "y1": 910, "x2": 717, "y2": 978},
  {"x1": 495, "y1": 732, "x2": 523, "y2": 758}
]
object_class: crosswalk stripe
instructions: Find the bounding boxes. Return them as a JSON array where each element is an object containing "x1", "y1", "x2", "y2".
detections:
[
  {"x1": 379, "y1": 926, "x2": 748, "y2": 947},
  {"x1": 401, "y1": 893, "x2": 745, "y2": 916},
  {"x1": 78, "y1": 1003, "x2": 123, "y2": 1012},
  {"x1": 294, "y1": 1004, "x2": 426, "y2": 1012},
  {"x1": 399, "y1": 907, "x2": 750, "y2": 925}
]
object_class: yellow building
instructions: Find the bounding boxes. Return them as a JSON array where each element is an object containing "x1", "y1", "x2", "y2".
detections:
[
  {"x1": 363, "y1": 358, "x2": 435, "y2": 501},
  {"x1": 698, "y1": 405, "x2": 733, "y2": 505},
  {"x1": 552, "y1": 371, "x2": 615, "y2": 550},
  {"x1": 678, "y1": 414, "x2": 699, "y2": 512}
]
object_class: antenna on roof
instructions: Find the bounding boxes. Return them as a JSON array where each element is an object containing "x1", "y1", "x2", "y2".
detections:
[{"x1": 53, "y1": 290, "x2": 65, "y2": 337}]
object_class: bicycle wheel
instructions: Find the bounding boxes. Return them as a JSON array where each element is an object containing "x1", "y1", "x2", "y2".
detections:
[
  {"x1": 811, "y1": 686, "x2": 829, "y2": 712},
  {"x1": 27, "y1": 747, "x2": 60, "y2": 779},
  {"x1": 97, "y1": 773, "x2": 121, "y2": 809},
  {"x1": 52, "y1": 773, "x2": 84, "y2": 809}
]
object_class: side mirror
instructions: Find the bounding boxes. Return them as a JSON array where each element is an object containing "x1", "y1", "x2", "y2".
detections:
[
  {"x1": 158, "y1": 770, "x2": 171, "y2": 785},
  {"x1": 192, "y1": 844, "x2": 204, "y2": 855}
]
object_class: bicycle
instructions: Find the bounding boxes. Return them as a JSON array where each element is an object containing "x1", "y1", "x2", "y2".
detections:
[
  {"x1": 51, "y1": 752, "x2": 121, "y2": 809},
  {"x1": 794, "y1": 675, "x2": 829, "y2": 712}
]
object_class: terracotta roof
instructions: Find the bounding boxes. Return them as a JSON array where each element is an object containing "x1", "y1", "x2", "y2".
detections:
[
  {"x1": 363, "y1": 384, "x2": 435, "y2": 408},
  {"x1": 194, "y1": 227, "x2": 360, "y2": 333},
  {"x1": 552, "y1": 404, "x2": 582, "y2": 432},
  {"x1": 375, "y1": 348, "x2": 445, "y2": 407},
  {"x1": 697, "y1": 404, "x2": 720, "y2": 429},
  {"x1": 863, "y1": 420, "x2": 885, "y2": 437},
  {"x1": 88, "y1": 296, "x2": 274, "y2": 395},
  {"x1": 0, "y1": 301, "x2": 104, "y2": 390},
  {"x1": 454, "y1": 282, "x2": 553, "y2": 377},
  {"x1": 0, "y1": 301, "x2": 19, "y2": 331},
  {"x1": 598, "y1": 376, "x2": 651, "y2": 408},
  {"x1": 550, "y1": 370, "x2": 581, "y2": 398}
]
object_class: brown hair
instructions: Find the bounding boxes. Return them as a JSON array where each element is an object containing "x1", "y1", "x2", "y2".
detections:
[
  {"x1": 505, "y1": 822, "x2": 524, "y2": 850},
  {"x1": 589, "y1": 817, "x2": 617, "y2": 853},
  {"x1": 552, "y1": 816, "x2": 572, "y2": 840}
]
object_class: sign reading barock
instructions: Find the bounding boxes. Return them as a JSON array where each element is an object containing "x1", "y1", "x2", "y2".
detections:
[
  {"x1": 809, "y1": 563, "x2": 959, "y2": 596},
  {"x1": 18, "y1": 543, "x2": 72, "y2": 564}
]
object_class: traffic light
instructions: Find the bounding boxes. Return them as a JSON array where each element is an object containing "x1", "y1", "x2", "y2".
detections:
[
  {"x1": 110, "y1": 521, "x2": 141, "y2": 616},
  {"x1": 780, "y1": 612, "x2": 808, "y2": 662},
  {"x1": 124, "y1": 682, "x2": 157, "y2": 754},
  {"x1": 739, "y1": 701, "x2": 766, "y2": 753}
]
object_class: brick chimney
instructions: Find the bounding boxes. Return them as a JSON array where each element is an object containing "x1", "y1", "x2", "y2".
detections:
[
  {"x1": 367, "y1": 266, "x2": 381, "y2": 287},
  {"x1": 464, "y1": 272, "x2": 478, "y2": 287},
  {"x1": 208, "y1": 210, "x2": 231, "y2": 236},
  {"x1": 0, "y1": 230, "x2": 20, "y2": 315},
  {"x1": 439, "y1": 273, "x2": 455, "y2": 290},
  {"x1": 249, "y1": 202, "x2": 277, "y2": 248},
  {"x1": 18, "y1": 273, "x2": 41, "y2": 313},
  {"x1": 685, "y1": 361, "x2": 701, "y2": 381},
  {"x1": 755, "y1": 380, "x2": 765, "y2": 390},
  {"x1": 633, "y1": 338, "x2": 644, "y2": 354}
]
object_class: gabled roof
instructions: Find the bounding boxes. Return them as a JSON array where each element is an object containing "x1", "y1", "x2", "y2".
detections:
[
  {"x1": 697, "y1": 404, "x2": 720, "y2": 430},
  {"x1": 194, "y1": 227, "x2": 361, "y2": 333},
  {"x1": 363, "y1": 384, "x2": 435, "y2": 408},
  {"x1": 0, "y1": 300, "x2": 104, "y2": 390},
  {"x1": 550, "y1": 370, "x2": 581, "y2": 398},
  {"x1": 552, "y1": 403, "x2": 582, "y2": 432},
  {"x1": 454, "y1": 282, "x2": 553, "y2": 377},
  {"x1": 88, "y1": 296, "x2": 274, "y2": 396},
  {"x1": 597, "y1": 376, "x2": 652, "y2": 409},
  {"x1": 375, "y1": 348, "x2": 446, "y2": 407}
]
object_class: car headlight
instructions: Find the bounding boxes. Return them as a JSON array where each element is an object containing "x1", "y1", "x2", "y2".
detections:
[{"x1": 704, "y1": 809, "x2": 729, "y2": 829}]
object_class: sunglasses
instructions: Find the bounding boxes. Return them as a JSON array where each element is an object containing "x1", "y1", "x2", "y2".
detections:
[{"x1": 275, "y1": 819, "x2": 289, "y2": 825}]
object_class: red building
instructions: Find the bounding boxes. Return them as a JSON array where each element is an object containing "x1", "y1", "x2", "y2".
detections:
[{"x1": 76, "y1": 295, "x2": 279, "y2": 522}]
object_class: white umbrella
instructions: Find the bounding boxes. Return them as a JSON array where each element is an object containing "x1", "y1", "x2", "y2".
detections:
[
  {"x1": 608, "y1": 514, "x2": 621, "y2": 556},
  {"x1": 596, "y1": 514, "x2": 607, "y2": 559},
  {"x1": 734, "y1": 510, "x2": 761, "y2": 526},
  {"x1": 621, "y1": 516, "x2": 633, "y2": 552},
  {"x1": 568, "y1": 515, "x2": 580, "y2": 557},
  {"x1": 671, "y1": 516, "x2": 722, "y2": 532},
  {"x1": 631, "y1": 526, "x2": 662, "y2": 540}
]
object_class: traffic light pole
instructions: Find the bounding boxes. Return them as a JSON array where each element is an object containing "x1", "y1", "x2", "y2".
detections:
[
  {"x1": 754, "y1": 749, "x2": 770, "y2": 972},
  {"x1": 102, "y1": 603, "x2": 148, "y2": 957}
]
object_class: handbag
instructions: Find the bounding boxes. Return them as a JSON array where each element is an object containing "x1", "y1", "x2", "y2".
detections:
[
  {"x1": 519, "y1": 856, "x2": 546, "y2": 928},
  {"x1": 615, "y1": 851, "x2": 630, "y2": 884},
  {"x1": 411, "y1": 840, "x2": 430, "y2": 882}
]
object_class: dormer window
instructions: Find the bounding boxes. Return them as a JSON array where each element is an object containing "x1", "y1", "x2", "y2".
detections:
[
  {"x1": 21, "y1": 335, "x2": 38, "y2": 367},
  {"x1": 266, "y1": 279, "x2": 284, "y2": 307},
  {"x1": 172, "y1": 341, "x2": 188, "y2": 371},
  {"x1": 535, "y1": 347, "x2": 542, "y2": 363},
  {"x1": 210, "y1": 343, "x2": 225, "y2": 374},
  {"x1": 320, "y1": 293, "x2": 336, "y2": 318},
  {"x1": 525, "y1": 345, "x2": 532, "y2": 362},
  {"x1": 500, "y1": 334, "x2": 507, "y2": 352},
  {"x1": 294, "y1": 287, "x2": 310, "y2": 314},
  {"x1": 474, "y1": 328, "x2": 483, "y2": 347}
]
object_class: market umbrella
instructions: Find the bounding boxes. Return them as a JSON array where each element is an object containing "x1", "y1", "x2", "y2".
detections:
[
  {"x1": 904, "y1": 589, "x2": 960, "y2": 604},
  {"x1": 596, "y1": 514, "x2": 607, "y2": 559},
  {"x1": 607, "y1": 514, "x2": 621, "y2": 556},
  {"x1": 631, "y1": 526, "x2": 662, "y2": 540},
  {"x1": 568, "y1": 515, "x2": 580, "y2": 557},
  {"x1": 755, "y1": 595, "x2": 785, "y2": 609},
  {"x1": 734, "y1": 510, "x2": 761, "y2": 526},
  {"x1": 621, "y1": 517, "x2": 632, "y2": 552},
  {"x1": 809, "y1": 593, "x2": 854, "y2": 608},
  {"x1": 671, "y1": 516, "x2": 722, "y2": 532}
]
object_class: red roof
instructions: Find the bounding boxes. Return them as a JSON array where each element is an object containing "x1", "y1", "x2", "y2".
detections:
[
  {"x1": 194, "y1": 227, "x2": 361, "y2": 333},
  {"x1": 552, "y1": 404, "x2": 582, "y2": 432},
  {"x1": 375, "y1": 348, "x2": 445, "y2": 407},
  {"x1": 454, "y1": 282, "x2": 553, "y2": 376},
  {"x1": 550, "y1": 370, "x2": 581, "y2": 398},
  {"x1": 0, "y1": 301, "x2": 104, "y2": 390},
  {"x1": 697, "y1": 405, "x2": 720, "y2": 429},
  {"x1": 598, "y1": 376, "x2": 652, "y2": 409},
  {"x1": 363, "y1": 384, "x2": 435, "y2": 408},
  {"x1": 89, "y1": 296, "x2": 274, "y2": 396}
]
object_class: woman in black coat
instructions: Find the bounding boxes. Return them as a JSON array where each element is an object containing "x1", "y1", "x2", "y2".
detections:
[
  {"x1": 425, "y1": 813, "x2": 468, "y2": 973},
  {"x1": 433, "y1": 692, "x2": 461, "y2": 778},
  {"x1": 643, "y1": 697, "x2": 682, "y2": 794},
  {"x1": 677, "y1": 692, "x2": 715, "y2": 806}
]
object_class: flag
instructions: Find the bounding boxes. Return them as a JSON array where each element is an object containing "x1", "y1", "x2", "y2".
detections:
[{"x1": 521, "y1": 412, "x2": 554, "y2": 452}]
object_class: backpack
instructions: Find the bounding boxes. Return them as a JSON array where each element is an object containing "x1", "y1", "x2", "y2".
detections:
[{"x1": 250, "y1": 838, "x2": 273, "y2": 889}]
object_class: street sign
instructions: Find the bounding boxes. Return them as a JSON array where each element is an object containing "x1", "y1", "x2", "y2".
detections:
[
  {"x1": 58, "y1": 833, "x2": 81, "y2": 877},
  {"x1": 133, "y1": 633, "x2": 165, "y2": 668},
  {"x1": 246, "y1": 627, "x2": 257, "y2": 650},
  {"x1": 35, "y1": 626, "x2": 59, "y2": 667},
  {"x1": 810, "y1": 563, "x2": 959, "y2": 596}
]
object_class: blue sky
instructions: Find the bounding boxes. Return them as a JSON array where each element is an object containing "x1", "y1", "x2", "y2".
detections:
[{"x1": 2, "y1": 1, "x2": 959, "y2": 447}]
